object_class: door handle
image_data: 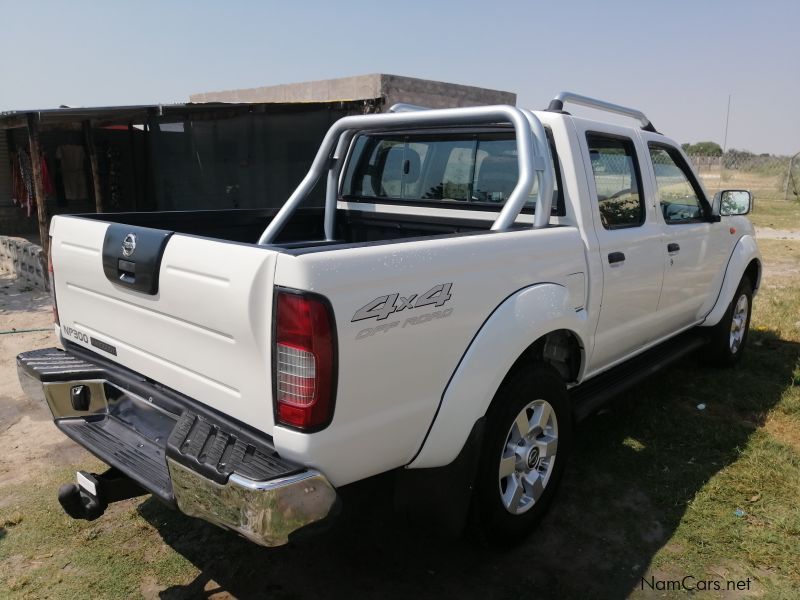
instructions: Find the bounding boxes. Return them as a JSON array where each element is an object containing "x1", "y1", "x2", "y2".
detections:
[
  {"x1": 608, "y1": 251, "x2": 626, "y2": 264},
  {"x1": 667, "y1": 242, "x2": 680, "y2": 254}
]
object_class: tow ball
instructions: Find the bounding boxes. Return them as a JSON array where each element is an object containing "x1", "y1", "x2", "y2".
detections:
[{"x1": 57, "y1": 468, "x2": 146, "y2": 521}]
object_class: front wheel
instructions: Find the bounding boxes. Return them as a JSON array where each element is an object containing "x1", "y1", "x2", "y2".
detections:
[
  {"x1": 474, "y1": 364, "x2": 572, "y2": 544},
  {"x1": 706, "y1": 276, "x2": 753, "y2": 367}
]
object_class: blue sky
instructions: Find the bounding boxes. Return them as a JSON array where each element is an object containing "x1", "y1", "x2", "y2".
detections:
[{"x1": 1, "y1": 0, "x2": 798, "y2": 155}]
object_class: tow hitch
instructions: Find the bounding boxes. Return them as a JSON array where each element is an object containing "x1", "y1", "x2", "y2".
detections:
[{"x1": 57, "y1": 468, "x2": 146, "y2": 521}]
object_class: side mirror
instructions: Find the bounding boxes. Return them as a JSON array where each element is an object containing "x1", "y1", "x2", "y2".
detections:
[{"x1": 713, "y1": 190, "x2": 753, "y2": 216}]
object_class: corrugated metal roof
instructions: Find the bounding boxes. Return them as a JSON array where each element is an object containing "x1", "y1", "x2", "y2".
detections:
[{"x1": 0, "y1": 100, "x2": 368, "y2": 130}]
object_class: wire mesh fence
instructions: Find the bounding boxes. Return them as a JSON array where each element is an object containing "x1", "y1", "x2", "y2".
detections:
[
  {"x1": 586, "y1": 149, "x2": 799, "y2": 207},
  {"x1": 687, "y1": 152, "x2": 800, "y2": 203}
]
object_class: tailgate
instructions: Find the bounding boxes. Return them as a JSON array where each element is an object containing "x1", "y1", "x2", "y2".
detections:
[{"x1": 50, "y1": 215, "x2": 278, "y2": 434}]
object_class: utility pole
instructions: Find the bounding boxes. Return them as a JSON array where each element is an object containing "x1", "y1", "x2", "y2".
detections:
[
  {"x1": 716, "y1": 94, "x2": 733, "y2": 194},
  {"x1": 722, "y1": 94, "x2": 732, "y2": 153}
]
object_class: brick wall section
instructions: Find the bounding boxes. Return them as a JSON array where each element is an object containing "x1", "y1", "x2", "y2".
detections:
[
  {"x1": 190, "y1": 73, "x2": 516, "y2": 109},
  {"x1": 379, "y1": 74, "x2": 516, "y2": 109},
  {"x1": 0, "y1": 236, "x2": 48, "y2": 290}
]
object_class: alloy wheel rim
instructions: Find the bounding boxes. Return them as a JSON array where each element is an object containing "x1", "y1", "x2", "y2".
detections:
[
  {"x1": 498, "y1": 399, "x2": 558, "y2": 515},
  {"x1": 729, "y1": 294, "x2": 749, "y2": 354}
]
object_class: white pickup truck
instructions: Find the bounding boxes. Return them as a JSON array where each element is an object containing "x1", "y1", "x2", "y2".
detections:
[{"x1": 17, "y1": 93, "x2": 761, "y2": 546}]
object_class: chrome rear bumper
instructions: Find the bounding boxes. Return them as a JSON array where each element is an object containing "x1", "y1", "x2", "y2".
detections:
[
  {"x1": 168, "y1": 459, "x2": 337, "y2": 547},
  {"x1": 16, "y1": 347, "x2": 338, "y2": 547}
]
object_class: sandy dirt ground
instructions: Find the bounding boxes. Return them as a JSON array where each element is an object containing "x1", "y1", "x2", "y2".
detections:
[
  {"x1": 0, "y1": 274, "x2": 92, "y2": 498},
  {"x1": 755, "y1": 227, "x2": 800, "y2": 240}
]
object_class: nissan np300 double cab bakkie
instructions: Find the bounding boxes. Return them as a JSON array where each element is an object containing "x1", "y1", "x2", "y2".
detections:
[{"x1": 18, "y1": 92, "x2": 761, "y2": 546}]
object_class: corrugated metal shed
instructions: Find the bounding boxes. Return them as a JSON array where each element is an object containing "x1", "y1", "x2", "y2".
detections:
[{"x1": 0, "y1": 134, "x2": 11, "y2": 207}]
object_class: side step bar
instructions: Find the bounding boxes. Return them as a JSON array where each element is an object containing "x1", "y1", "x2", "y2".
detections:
[{"x1": 571, "y1": 331, "x2": 708, "y2": 420}]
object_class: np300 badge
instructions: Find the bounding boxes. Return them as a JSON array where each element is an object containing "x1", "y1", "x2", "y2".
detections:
[
  {"x1": 121, "y1": 233, "x2": 137, "y2": 257},
  {"x1": 352, "y1": 283, "x2": 452, "y2": 322}
]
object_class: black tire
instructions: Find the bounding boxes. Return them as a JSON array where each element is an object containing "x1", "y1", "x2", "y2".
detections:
[
  {"x1": 474, "y1": 363, "x2": 572, "y2": 545},
  {"x1": 705, "y1": 276, "x2": 753, "y2": 367}
]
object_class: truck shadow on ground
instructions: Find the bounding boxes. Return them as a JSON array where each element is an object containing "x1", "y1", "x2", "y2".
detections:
[{"x1": 139, "y1": 329, "x2": 798, "y2": 600}]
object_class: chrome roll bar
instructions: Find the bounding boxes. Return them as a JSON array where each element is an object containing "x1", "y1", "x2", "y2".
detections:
[
  {"x1": 520, "y1": 108, "x2": 554, "y2": 228},
  {"x1": 257, "y1": 104, "x2": 552, "y2": 245},
  {"x1": 387, "y1": 104, "x2": 555, "y2": 228}
]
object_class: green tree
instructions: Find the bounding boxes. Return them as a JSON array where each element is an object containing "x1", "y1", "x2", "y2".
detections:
[
  {"x1": 723, "y1": 148, "x2": 755, "y2": 169},
  {"x1": 682, "y1": 141, "x2": 723, "y2": 157}
]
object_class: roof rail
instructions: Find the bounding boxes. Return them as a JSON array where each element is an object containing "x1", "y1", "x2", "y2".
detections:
[{"x1": 546, "y1": 91, "x2": 657, "y2": 133}]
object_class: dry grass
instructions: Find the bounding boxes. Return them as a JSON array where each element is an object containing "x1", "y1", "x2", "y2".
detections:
[
  {"x1": 697, "y1": 167, "x2": 800, "y2": 230},
  {"x1": 0, "y1": 218, "x2": 798, "y2": 599}
]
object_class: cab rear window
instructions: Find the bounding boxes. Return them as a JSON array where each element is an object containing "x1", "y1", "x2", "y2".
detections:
[{"x1": 341, "y1": 130, "x2": 564, "y2": 214}]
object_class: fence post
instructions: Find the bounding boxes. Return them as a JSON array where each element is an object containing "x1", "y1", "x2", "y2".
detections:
[
  {"x1": 26, "y1": 113, "x2": 50, "y2": 278},
  {"x1": 83, "y1": 120, "x2": 104, "y2": 213},
  {"x1": 785, "y1": 152, "x2": 799, "y2": 202}
]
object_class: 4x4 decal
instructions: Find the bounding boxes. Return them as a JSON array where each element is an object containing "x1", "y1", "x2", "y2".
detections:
[{"x1": 352, "y1": 283, "x2": 453, "y2": 322}]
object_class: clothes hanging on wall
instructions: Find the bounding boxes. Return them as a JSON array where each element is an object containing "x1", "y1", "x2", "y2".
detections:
[
  {"x1": 10, "y1": 150, "x2": 56, "y2": 217},
  {"x1": 17, "y1": 149, "x2": 33, "y2": 201},
  {"x1": 41, "y1": 154, "x2": 55, "y2": 197},
  {"x1": 11, "y1": 153, "x2": 29, "y2": 212},
  {"x1": 55, "y1": 144, "x2": 88, "y2": 200},
  {"x1": 13, "y1": 150, "x2": 35, "y2": 217}
]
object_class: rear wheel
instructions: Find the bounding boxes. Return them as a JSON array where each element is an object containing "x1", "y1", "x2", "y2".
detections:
[
  {"x1": 706, "y1": 276, "x2": 753, "y2": 367},
  {"x1": 475, "y1": 364, "x2": 571, "y2": 544}
]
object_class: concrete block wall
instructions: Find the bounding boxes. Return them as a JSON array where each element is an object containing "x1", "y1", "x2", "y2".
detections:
[
  {"x1": 192, "y1": 74, "x2": 384, "y2": 104},
  {"x1": 0, "y1": 236, "x2": 48, "y2": 290},
  {"x1": 191, "y1": 73, "x2": 517, "y2": 110},
  {"x1": 380, "y1": 74, "x2": 516, "y2": 109}
]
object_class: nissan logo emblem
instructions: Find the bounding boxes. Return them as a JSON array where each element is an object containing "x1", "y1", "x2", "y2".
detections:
[{"x1": 121, "y1": 233, "x2": 137, "y2": 257}]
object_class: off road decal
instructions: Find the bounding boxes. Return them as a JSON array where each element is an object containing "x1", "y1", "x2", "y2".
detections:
[
  {"x1": 352, "y1": 283, "x2": 452, "y2": 322},
  {"x1": 355, "y1": 308, "x2": 454, "y2": 340}
]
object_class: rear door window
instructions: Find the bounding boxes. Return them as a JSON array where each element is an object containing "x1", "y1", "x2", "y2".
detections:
[{"x1": 586, "y1": 133, "x2": 645, "y2": 229}]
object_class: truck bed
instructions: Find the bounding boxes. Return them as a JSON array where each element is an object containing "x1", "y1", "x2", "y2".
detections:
[{"x1": 79, "y1": 207, "x2": 512, "y2": 250}]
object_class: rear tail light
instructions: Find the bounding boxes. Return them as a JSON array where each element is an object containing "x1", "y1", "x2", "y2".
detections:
[
  {"x1": 274, "y1": 290, "x2": 336, "y2": 431},
  {"x1": 48, "y1": 238, "x2": 59, "y2": 325}
]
